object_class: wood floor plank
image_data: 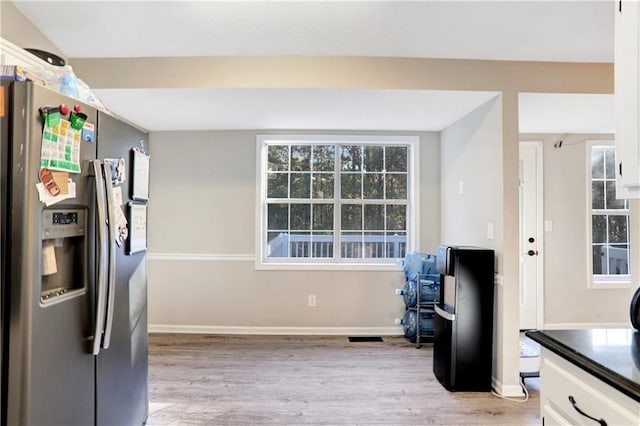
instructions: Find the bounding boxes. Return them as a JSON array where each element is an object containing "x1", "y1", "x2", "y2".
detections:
[{"x1": 147, "y1": 334, "x2": 540, "y2": 425}]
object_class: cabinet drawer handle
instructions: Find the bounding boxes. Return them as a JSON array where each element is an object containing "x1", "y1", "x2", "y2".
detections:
[{"x1": 568, "y1": 395, "x2": 607, "y2": 426}]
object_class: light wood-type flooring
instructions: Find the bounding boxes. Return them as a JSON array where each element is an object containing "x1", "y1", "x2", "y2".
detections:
[{"x1": 146, "y1": 334, "x2": 540, "y2": 425}]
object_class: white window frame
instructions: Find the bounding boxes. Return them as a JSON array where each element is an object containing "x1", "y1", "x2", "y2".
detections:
[
  {"x1": 255, "y1": 134, "x2": 420, "y2": 271},
  {"x1": 587, "y1": 140, "x2": 631, "y2": 288}
]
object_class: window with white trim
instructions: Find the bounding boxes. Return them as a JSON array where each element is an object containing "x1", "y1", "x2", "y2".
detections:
[
  {"x1": 258, "y1": 135, "x2": 418, "y2": 265},
  {"x1": 589, "y1": 143, "x2": 630, "y2": 283}
]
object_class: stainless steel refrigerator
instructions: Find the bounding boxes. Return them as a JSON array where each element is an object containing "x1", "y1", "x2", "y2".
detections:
[{"x1": 0, "y1": 80, "x2": 148, "y2": 426}]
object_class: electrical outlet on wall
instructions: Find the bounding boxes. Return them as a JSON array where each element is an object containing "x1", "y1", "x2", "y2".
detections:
[{"x1": 308, "y1": 294, "x2": 317, "y2": 307}]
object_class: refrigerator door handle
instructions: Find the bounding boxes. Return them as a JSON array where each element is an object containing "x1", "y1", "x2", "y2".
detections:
[
  {"x1": 435, "y1": 304, "x2": 456, "y2": 321},
  {"x1": 101, "y1": 162, "x2": 117, "y2": 349},
  {"x1": 91, "y1": 160, "x2": 108, "y2": 355}
]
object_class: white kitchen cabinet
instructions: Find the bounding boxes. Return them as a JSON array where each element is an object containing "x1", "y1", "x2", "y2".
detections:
[
  {"x1": 539, "y1": 349, "x2": 640, "y2": 425},
  {"x1": 615, "y1": 0, "x2": 640, "y2": 199}
]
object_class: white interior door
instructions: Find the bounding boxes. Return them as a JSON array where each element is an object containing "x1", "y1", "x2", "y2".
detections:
[{"x1": 519, "y1": 142, "x2": 543, "y2": 330}]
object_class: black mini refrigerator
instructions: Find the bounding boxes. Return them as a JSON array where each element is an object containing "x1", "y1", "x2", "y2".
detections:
[{"x1": 433, "y1": 245, "x2": 495, "y2": 391}]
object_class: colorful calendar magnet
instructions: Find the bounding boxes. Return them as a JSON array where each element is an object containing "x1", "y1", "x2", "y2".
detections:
[{"x1": 81, "y1": 122, "x2": 95, "y2": 143}]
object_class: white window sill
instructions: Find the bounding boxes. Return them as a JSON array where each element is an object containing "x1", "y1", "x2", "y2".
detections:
[{"x1": 589, "y1": 280, "x2": 632, "y2": 290}]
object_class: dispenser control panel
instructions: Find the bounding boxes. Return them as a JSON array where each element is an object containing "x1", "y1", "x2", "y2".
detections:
[
  {"x1": 52, "y1": 211, "x2": 78, "y2": 225},
  {"x1": 42, "y1": 208, "x2": 86, "y2": 239}
]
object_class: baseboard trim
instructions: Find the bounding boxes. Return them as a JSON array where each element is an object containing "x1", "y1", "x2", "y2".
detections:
[
  {"x1": 492, "y1": 377, "x2": 525, "y2": 398},
  {"x1": 542, "y1": 322, "x2": 629, "y2": 330},
  {"x1": 148, "y1": 325, "x2": 404, "y2": 336}
]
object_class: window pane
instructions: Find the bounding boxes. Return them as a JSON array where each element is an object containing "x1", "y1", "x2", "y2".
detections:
[
  {"x1": 312, "y1": 204, "x2": 333, "y2": 231},
  {"x1": 312, "y1": 173, "x2": 334, "y2": 199},
  {"x1": 268, "y1": 146, "x2": 289, "y2": 171},
  {"x1": 386, "y1": 175, "x2": 407, "y2": 199},
  {"x1": 591, "y1": 148, "x2": 604, "y2": 179},
  {"x1": 290, "y1": 174, "x2": 311, "y2": 198},
  {"x1": 341, "y1": 146, "x2": 362, "y2": 171},
  {"x1": 363, "y1": 174, "x2": 383, "y2": 199},
  {"x1": 593, "y1": 244, "x2": 606, "y2": 275},
  {"x1": 608, "y1": 244, "x2": 629, "y2": 275},
  {"x1": 267, "y1": 204, "x2": 288, "y2": 230},
  {"x1": 364, "y1": 232, "x2": 385, "y2": 258},
  {"x1": 267, "y1": 173, "x2": 288, "y2": 198},
  {"x1": 386, "y1": 232, "x2": 406, "y2": 258},
  {"x1": 608, "y1": 215, "x2": 628, "y2": 244},
  {"x1": 267, "y1": 232, "x2": 288, "y2": 258},
  {"x1": 364, "y1": 146, "x2": 384, "y2": 172},
  {"x1": 311, "y1": 232, "x2": 333, "y2": 257},
  {"x1": 341, "y1": 174, "x2": 362, "y2": 199},
  {"x1": 291, "y1": 145, "x2": 311, "y2": 171},
  {"x1": 386, "y1": 146, "x2": 407, "y2": 172},
  {"x1": 592, "y1": 181, "x2": 604, "y2": 209},
  {"x1": 290, "y1": 204, "x2": 311, "y2": 230},
  {"x1": 364, "y1": 205, "x2": 384, "y2": 230},
  {"x1": 386, "y1": 205, "x2": 406, "y2": 231},
  {"x1": 263, "y1": 138, "x2": 414, "y2": 262},
  {"x1": 289, "y1": 232, "x2": 311, "y2": 257},
  {"x1": 341, "y1": 232, "x2": 362, "y2": 258},
  {"x1": 341, "y1": 205, "x2": 362, "y2": 230},
  {"x1": 592, "y1": 215, "x2": 606, "y2": 244},
  {"x1": 313, "y1": 145, "x2": 335, "y2": 171},
  {"x1": 605, "y1": 149, "x2": 616, "y2": 179},
  {"x1": 605, "y1": 181, "x2": 625, "y2": 210}
]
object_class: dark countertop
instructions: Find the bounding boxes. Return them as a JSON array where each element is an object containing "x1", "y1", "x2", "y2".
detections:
[{"x1": 526, "y1": 329, "x2": 640, "y2": 403}]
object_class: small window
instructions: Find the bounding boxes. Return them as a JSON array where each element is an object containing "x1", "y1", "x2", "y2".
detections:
[
  {"x1": 589, "y1": 143, "x2": 630, "y2": 284},
  {"x1": 258, "y1": 135, "x2": 418, "y2": 267}
]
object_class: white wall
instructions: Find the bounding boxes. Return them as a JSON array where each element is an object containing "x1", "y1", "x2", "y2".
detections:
[
  {"x1": 147, "y1": 130, "x2": 440, "y2": 333},
  {"x1": 521, "y1": 133, "x2": 631, "y2": 327},
  {"x1": 440, "y1": 96, "x2": 521, "y2": 396},
  {"x1": 440, "y1": 97, "x2": 503, "y2": 256}
]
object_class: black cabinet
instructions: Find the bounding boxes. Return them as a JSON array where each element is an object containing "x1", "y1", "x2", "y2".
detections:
[{"x1": 433, "y1": 245, "x2": 495, "y2": 391}]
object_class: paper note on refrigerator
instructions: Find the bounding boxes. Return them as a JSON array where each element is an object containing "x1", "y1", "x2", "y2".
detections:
[
  {"x1": 36, "y1": 180, "x2": 76, "y2": 206},
  {"x1": 112, "y1": 187, "x2": 128, "y2": 246},
  {"x1": 51, "y1": 171, "x2": 69, "y2": 195}
]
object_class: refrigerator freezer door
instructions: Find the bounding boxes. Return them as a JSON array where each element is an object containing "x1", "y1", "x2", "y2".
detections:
[
  {"x1": 95, "y1": 112, "x2": 148, "y2": 426},
  {"x1": 5, "y1": 82, "x2": 97, "y2": 426}
]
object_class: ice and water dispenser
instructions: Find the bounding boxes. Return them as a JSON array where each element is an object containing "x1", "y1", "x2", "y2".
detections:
[
  {"x1": 40, "y1": 208, "x2": 88, "y2": 303},
  {"x1": 433, "y1": 245, "x2": 495, "y2": 391}
]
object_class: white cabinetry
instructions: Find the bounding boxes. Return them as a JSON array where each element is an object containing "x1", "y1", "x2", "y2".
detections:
[
  {"x1": 539, "y1": 349, "x2": 640, "y2": 425},
  {"x1": 615, "y1": 0, "x2": 640, "y2": 199}
]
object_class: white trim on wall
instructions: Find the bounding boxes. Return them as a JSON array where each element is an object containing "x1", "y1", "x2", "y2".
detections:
[
  {"x1": 491, "y1": 377, "x2": 525, "y2": 398},
  {"x1": 147, "y1": 253, "x2": 255, "y2": 262},
  {"x1": 147, "y1": 253, "x2": 404, "y2": 271},
  {"x1": 149, "y1": 324, "x2": 404, "y2": 336},
  {"x1": 542, "y1": 322, "x2": 629, "y2": 330}
]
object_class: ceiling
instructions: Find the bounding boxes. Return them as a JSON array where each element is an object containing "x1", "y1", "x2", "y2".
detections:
[{"x1": 11, "y1": 0, "x2": 615, "y2": 133}]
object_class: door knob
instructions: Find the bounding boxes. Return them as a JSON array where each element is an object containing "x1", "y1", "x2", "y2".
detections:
[{"x1": 527, "y1": 250, "x2": 538, "y2": 256}]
